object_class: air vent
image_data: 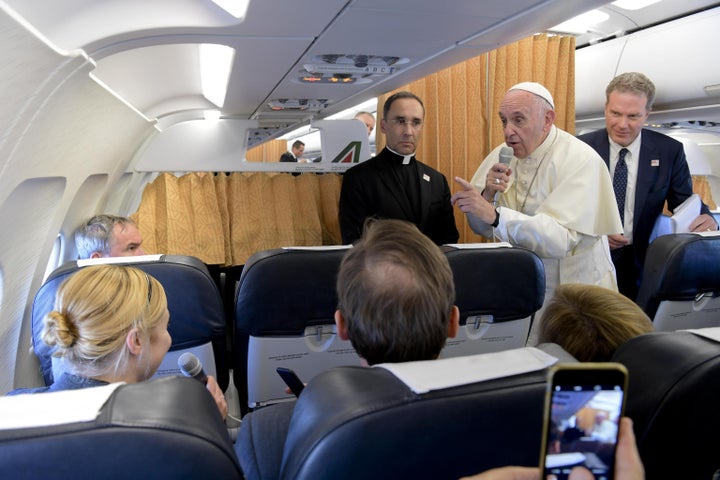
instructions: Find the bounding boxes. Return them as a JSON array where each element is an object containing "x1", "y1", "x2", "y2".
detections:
[
  {"x1": 267, "y1": 99, "x2": 329, "y2": 111},
  {"x1": 247, "y1": 127, "x2": 283, "y2": 147},
  {"x1": 300, "y1": 54, "x2": 409, "y2": 84}
]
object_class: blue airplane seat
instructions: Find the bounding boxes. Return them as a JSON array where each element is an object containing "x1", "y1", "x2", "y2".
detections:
[
  {"x1": 441, "y1": 243, "x2": 545, "y2": 355},
  {"x1": 32, "y1": 255, "x2": 228, "y2": 389},
  {"x1": 233, "y1": 247, "x2": 359, "y2": 411},
  {"x1": 0, "y1": 376, "x2": 241, "y2": 480},
  {"x1": 635, "y1": 232, "x2": 720, "y2": 330},
  {"x1": 278, "y1": 347, "x2": 567, "y2": 480},
  {"x1": 612, "y1": 330, "x2": 720, "y2": 480}
]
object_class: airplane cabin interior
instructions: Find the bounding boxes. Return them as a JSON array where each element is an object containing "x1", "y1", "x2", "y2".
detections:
[{"x1": 0, "y1": 0, "x2": 719, "y2": 478}]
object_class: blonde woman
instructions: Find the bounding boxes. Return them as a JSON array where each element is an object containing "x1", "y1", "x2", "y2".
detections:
[{"x1": 11, "y1": 265, "x2": 227, "y2": 418}]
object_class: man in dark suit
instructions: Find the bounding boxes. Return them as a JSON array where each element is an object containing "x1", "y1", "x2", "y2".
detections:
[
  {"x1": 579, "y1": 72, "x2": 717, "y2": 300},
  {"x1": 338, "y1": 91, "x2": 459, "y2": 245},
  {"x1": 279, "y1": 140, "x2": 304, "y2": 162}
]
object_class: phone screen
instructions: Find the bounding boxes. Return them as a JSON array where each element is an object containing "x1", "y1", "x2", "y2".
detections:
[{"x1": 541, "y1": 365, "x2": 627, "y2": 480}]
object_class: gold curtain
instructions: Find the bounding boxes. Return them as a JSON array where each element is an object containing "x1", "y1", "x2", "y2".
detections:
[
  {"x1": 693, "y1": 176, "x2": 717, "y2": 210},
  {"x1": 246, "y1": 139, "x2": 287, "y2": 162},
  {"x1": 378, "y1": 33, "x2": 576, "y2": 242},
  {"x1": 133, "y1": 172, "x2": 343, "y2": 266}
]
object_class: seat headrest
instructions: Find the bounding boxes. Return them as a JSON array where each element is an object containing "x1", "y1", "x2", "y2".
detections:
[
  {"x1": 279, "y1": 348, "x2": 563, "y2": 480},
  {"x1": 636, "y1": 233, "x2": 720, "y2": 318},
  {"x1": 444, "y1": 245, "x2": 545, "y2": 322},
  {"x1": 0, "y1": 376, "x2": 241, "y2": 479},
  {"x1": 236, "y1": 248, "x2": 347, "y2": 335},
  {"x1": 612, "y1": 330, "x2": 720, "y2": 479},
  {"x1": 32, "y1": 255, "x2": 226, "y2": 385}
]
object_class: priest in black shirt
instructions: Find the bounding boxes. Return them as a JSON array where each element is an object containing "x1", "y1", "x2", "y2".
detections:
[{"x1": 338, "y1": 91, "x2": 459, "y2": 245}]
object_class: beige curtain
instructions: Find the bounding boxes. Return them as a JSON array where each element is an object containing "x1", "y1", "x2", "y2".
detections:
[
  {"x1": 246, "y1": 139, "x2": 287, "y2": 163},
  {"x1": 133, "y1": 172, "x2": 343, "y2": 266},
  {"x1": 692, "y1": 176, "x2": 717, "y2": 210}
]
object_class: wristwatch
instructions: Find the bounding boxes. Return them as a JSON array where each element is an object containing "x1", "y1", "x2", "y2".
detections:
[{"x1": 491, "y1": 207, "x2": 500, "y2": 228}]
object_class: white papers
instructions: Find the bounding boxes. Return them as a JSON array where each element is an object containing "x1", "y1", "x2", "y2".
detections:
[
  {"x1": 281, "y1": 245, "x2": 352, "y2": 251},
  {"x1": 684, "y1": 327, "x2": 720, "y2": 343},
  {"x1": 77, "y1": 254, "x2": 163, "y2": 267},
  {"x1": 443, "y1": 242, "x2": 513, "y2": 249},
  {"x1": 376, "y1": 347, "x2": 558, "y2": 394},
  {"x1": 0, "y1": 383, "x2": 123, "y2": 430},
  {"x1": 670, "y1": 194, "x2": 701, "y2": 233}
]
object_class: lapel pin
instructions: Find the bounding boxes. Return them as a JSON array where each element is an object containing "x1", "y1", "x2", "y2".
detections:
[
  {"x1": 423, "y1": 174, "x2": 430, "y2": 182},
  {"x1": 651, "y1": 159, "x2": 659, "y2": 167}
]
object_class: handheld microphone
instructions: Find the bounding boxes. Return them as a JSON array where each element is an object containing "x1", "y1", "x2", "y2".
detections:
[
  {"x1": 493, "y1": 146, "x2": 514, "y2": 206},
  {"x1": 498, "y1": 146, "x2": 513, "y2": 166},
  {"x1": 178, "y1": 352, "x2": 208, "y2": 384}
]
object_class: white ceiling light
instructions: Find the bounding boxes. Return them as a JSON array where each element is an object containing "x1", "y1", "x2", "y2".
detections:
[
  {"x1": 548, "y1": 10, "x2": 610, "y2": 35},
  {"x1": 611, "y1": 0, "x2": 662, "y2": 11},
  {"x1": 210, "y1": 0, "x2": 251, "y2": 19},
  {"x1": 200, "y1": 44, "x2": 235, "y2": 107}
]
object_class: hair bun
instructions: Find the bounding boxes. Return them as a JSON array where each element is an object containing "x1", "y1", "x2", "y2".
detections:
[{"x1": 45, "y1": 310, "x2": 78, "y2": 348}]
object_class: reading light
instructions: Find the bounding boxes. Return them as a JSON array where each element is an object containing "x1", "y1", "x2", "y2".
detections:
[
  {"x1": 210, "y1": 0, "x2": 251, "y2": 19},
  {"x1": 200, "y1": 43, "x2": 235, "y2": 107},
  {"x1": 549, "y1": 10, "x2": 609, "y2": 35},
  {"x1": 303, "y1": 63, "x2": 396, "y2": 75},
  {"x1": 299, "y1": 76, "x2": 356, "y2": 84}
]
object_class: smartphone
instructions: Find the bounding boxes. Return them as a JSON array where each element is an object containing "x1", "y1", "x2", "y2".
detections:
[
  {"x1": 539, "y1": 363, "x2": 628, "y2": 480},
  {"x1": 276, "y1": 367, "x2": 305, "y2": 397}
]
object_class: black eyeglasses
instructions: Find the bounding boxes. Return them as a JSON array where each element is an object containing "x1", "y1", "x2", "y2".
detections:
[{"x1": 389, "y1": 117, "x2": 423, "y2": 129}]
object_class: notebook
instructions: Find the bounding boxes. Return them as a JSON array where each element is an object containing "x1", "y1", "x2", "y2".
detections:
[{"x1": 670, "y1": 194, "x2": 701, "y2": 233}]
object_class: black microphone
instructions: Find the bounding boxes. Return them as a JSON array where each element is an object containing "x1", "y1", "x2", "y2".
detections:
[
  {"x1": 493, "y1": 146, "x2": 514, "y2": 206},
  {"x1": 178, "y1": 352, "x2": 208, "y2": 384}
]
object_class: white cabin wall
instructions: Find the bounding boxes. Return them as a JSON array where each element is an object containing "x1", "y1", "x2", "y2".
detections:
[
  {"x1": 0, "y1": 10, "x2": 155, "y2": 392},
  {"x1": 104, "y1": 171, "x2": 159, "y2": 218}
]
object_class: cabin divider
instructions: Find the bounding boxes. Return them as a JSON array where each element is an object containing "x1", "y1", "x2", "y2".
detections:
[{"x1": 132, "y1": 172, "x2": 343, "y2": 267}]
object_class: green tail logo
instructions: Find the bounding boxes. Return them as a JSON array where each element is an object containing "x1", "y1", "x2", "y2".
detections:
[{"x1": 331, "y1": 141, "x2": 363, "y2": 163}]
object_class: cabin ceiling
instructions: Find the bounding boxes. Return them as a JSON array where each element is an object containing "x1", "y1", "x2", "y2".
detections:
[
  {"x1": 3, "y1": 0, "x2": 719, "y2": 141},
  {"x1": 2, "y1": 0, "x2": 608, "y2": 136}
]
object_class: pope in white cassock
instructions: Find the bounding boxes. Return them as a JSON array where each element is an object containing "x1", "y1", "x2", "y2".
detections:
[{"x1": 451, "y1": 82, "x2": 623, "y2": 344}]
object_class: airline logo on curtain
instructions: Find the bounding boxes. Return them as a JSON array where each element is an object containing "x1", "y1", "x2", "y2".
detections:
[{"x1": 331, "y1": 141, "x2": 363, "y2": 163}]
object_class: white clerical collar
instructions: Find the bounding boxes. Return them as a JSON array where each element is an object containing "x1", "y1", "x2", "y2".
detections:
[{"x1": 387, "y1": 147, "x2": 414, "y2": 165}]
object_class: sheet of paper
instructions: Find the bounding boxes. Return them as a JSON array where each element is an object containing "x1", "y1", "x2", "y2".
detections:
[
  {"x1": 684, "y1": 327, "x2": 720, "y2": 343},
  {"x1": 0, "y1": 383, "x2": 124, "y2": 430},
  {"x1": 77, "y1": 254, "x2": 163, "y2": 267},
  {"x1": 670, "y1": 194, "x2": 701, "y2": 233},
  {"x1": 376, "y1": 347, "x2": 558, "y2": 394},
  {"x1": 443, "y1": 242, "x2": 513, "y2": 249},
  {"x1": 281, "y1": 245, "x2": 352, "y2": 251}
]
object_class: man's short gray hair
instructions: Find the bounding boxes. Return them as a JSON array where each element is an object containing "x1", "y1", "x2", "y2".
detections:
[{"x1": 75, "y1": 214, "x2": 135, "y2": 259}]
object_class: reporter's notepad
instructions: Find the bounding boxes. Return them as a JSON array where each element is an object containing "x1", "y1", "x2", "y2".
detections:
[{"x1": 671, "y1": 194, "x2": 701, "y2": 233}]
